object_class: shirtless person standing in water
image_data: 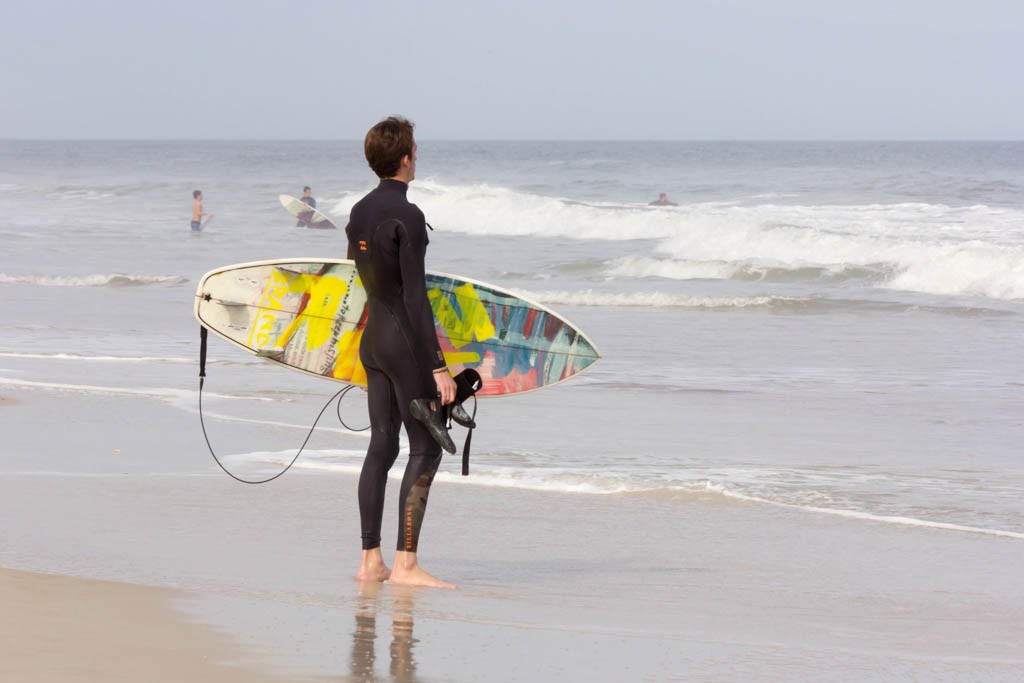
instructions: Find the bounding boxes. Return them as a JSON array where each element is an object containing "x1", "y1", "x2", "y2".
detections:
[
  {"x1": 191, "y1": 190, "x2": 210, "y2": 232},
  {"x1": 345, "y1": 116, "x2": 458, "y2": 589}
]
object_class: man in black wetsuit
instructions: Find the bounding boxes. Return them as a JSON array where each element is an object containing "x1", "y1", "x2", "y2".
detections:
[
  {"x1": 301, "y1": 186, "x2": 317, "y2": 209},
  {"x1": 649, "y1": 192, "x2": 677, "y2": 206},
  {"x1": 346, "y1": 116, "x2": 458, "y2": 589},
  {"x1": 296, "y1": 186, "x2": 316, "y2": 226}
]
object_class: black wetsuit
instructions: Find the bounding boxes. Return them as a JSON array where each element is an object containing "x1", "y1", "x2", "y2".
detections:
[
  {"x1": 345, "y1": 179, "x2": 446, "y2": 552},
  {"x1": 297, "y1": 196, "x2": 316, "y2": 226}
]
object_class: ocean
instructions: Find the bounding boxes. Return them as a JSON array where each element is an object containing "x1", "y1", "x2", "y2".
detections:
[
  {"x1": 1, "y1": 140, "x2": 1022, "y2": 680},
  {"x1": 2, "y1": 139, "x2": 1021, "y2": 536}
]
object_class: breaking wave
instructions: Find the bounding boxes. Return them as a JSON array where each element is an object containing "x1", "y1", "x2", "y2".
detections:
[{"x1": 333, "y1": 181, "x2": 1024, "y2": 301}]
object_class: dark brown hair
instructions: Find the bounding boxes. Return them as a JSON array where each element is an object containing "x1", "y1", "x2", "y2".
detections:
[{"x1": 364, "y1": 116, "x2": 415, "y2": 178}]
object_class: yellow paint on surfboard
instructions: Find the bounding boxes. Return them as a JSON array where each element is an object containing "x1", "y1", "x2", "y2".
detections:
[
  {"x1": 272, "y1": 273, "x2": 349, "y2": 351},
  {"x1": 441, "y1": 351, "x2": 482, "y2": 366},
  {"x1": 332, "y1": 327, "x2": 366, "y2": 384},
  {"x1": 247, "y1": 268, "x2": 293, "y2": 349},
  {"x1": 428, "y1": 283, "x2": 495, "y2": 348}
]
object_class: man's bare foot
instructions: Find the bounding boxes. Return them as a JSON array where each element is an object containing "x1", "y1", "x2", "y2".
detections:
[
  {"x1": 356, "y1": 565, "x2": 391, "y2": 582},
  {"x1": 389, "y1": 550, "x2": 456, "y2": 589},
  {"x1": 390, "y1": 565, "x2": 456, "y2": 589},
  {"x1": 356, "y1": 548, "x2": 391, "y2": 582}
]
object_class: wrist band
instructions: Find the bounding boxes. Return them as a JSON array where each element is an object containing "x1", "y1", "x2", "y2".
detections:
[{"x1": 432, "y1": 366, "x2": 449, "y2": 375}]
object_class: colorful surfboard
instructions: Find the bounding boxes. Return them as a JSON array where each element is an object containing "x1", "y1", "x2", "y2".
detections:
[
  {"x1": 278, "y1": 194, "x2": 337, "y2": 230},
  {"x1": 194, "y1": 259, "x2": 601, "y2": 397}
]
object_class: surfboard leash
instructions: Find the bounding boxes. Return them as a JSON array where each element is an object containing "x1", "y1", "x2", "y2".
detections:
[
  {"x1": 197, "y1": 326, "x2": 366, "y2": 485},
  {"x1": 459, "y1": 397, "x2": 478, "y2": 476}
]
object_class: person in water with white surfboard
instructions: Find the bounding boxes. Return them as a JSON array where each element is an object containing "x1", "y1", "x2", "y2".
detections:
[
  {"x1": 296, "y1": 186, "x2": 316, "y2": 226},
  {"x1": 345, "y1": 116, "x2": 459, "y2": 589}
]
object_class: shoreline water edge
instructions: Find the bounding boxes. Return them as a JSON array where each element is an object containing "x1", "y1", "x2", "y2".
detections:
[{"x1": 1, "y1": 140, "x2": 1021, "y2": 680}]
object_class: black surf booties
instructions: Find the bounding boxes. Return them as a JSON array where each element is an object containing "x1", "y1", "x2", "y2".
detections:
[
  {"x1": 448, "y1": 368, "x2": 482, "y2": 429},
  {"x1": 409, "y1": 398, "x2": 456, "y2": 454},
  {"x1": 448, "y1": 401, "x2": 476, "y2": 429}
]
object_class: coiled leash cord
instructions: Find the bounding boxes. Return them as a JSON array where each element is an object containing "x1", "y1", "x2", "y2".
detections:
[{"x1": 198, "y1": 327, "x2": 368, "y2": 485}]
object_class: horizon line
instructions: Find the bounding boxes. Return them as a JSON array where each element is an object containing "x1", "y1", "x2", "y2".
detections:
[{"x1": 2, "y1": 137, "x2": 1023, "y2": 144}]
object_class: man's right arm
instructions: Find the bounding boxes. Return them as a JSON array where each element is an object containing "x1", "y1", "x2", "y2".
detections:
[{"x1": 396, "y1": 219, "x2": 446, "y2": 373}]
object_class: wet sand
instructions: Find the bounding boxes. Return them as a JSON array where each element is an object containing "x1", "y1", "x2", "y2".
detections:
[
  {"x1": 2, "y1": 387, "x2": 1023, "y2": 681},
  {"x1": 0, "y1": 568, "x2": 302, "y2": 682}
]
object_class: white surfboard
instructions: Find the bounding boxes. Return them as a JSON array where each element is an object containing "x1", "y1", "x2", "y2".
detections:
[{"x1": 279, "y1": 195, "x2": 337, "y2": 230}]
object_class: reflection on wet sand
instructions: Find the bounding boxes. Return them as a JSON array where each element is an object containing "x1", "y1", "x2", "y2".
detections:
[{"x1": 350, "y1": 582, "x2": 421, "y2": 682}]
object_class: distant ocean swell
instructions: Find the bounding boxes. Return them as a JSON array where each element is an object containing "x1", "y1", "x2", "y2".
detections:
[
  {"x1": 606, "y1": 256, "x2": 889, "y2": 284},
  {"x1": 0, "y1": 351, "x2": 268, "y2": 366},
  {"x1": 517, "y1": 289, "x2": 803, "y2": 310},
  {"x1": 516, "y1": 288, "x2": 1013, "y2": 316},
  {"x1": 332, "y1": 182, "x2": 1024, "y2": 301},
  {"x1": 0, "y1": 273, "x2": 187, "y2": 287}
]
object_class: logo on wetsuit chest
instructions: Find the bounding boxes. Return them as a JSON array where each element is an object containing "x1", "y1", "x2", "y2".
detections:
[{"x1": 358, "y1": 240, "x2": 368, "y2": 251}]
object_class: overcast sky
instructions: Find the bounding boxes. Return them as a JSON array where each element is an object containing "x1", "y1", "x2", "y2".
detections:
[{"x1": 2, "y1": 0, "x2": 1021, "y2": 140}]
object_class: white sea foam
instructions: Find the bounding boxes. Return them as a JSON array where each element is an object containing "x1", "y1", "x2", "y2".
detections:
[
  {"x1": 220, "y1": 448, "x2": 380, "y2": 475},
  {"x1": 0, "y1": 351, "x2": 198, "y2": 364},
  {"x1": 0, "y1": 352, "x2": 275, "y2": 372},
  {"x1": 228, "y1": 447, "x2": 1024, "y2": 540},
  {"x1": 333, "y1": 181, "x2": 1024, "y2": 300},
  {"x1": 516, "y1": 288, "x2": 800, "y2": 310},
  {"x1": 883, "y1": 240, "x2": 1024, "y2": 300},
  {"x1": 431, "y1": 468, "x2": 650, "y2": 494},
  {"x1": 50, "y1": 188, "x2": 117, "y2": 201},
  {"x1": 606, "y1": 256, "x2": 748, "y2": 281},
  {"x1": 471, "y1": 470, "x2": 1004, "y2": 538},
  {"x1": 196, "y1": 409, "x2": 368, "y2": 437},
  {"x1": 333, "y1": 182, "x2": 682, "y2": 241},
  {"x1": 0, "y1": 376, "x2": 368, "y2": 442},
  {"x1": 650, "y1": 213, "x2": 1024, "y2": 300},
  {"x1": 216, "y1": 449, "x2": 369, "y2": 476},
  {"x1": 606, "y1": 254, "x2": 886, "y2": 284},
  {"x1": 0, "y1": 376, "x2": 269, "y2": 403},
  {"x1": 0, "y1": 273, "x2": 187, "y2": 287},
  {"x1": 283, "y1": 451, "x2": 652, "y2": 493},
  {"x1": 438, "y1": 469, "x2": 1024, "y2": 539},
  {"x1": 699, "y1": 481, "x2": 1024, "y2": 540}
]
